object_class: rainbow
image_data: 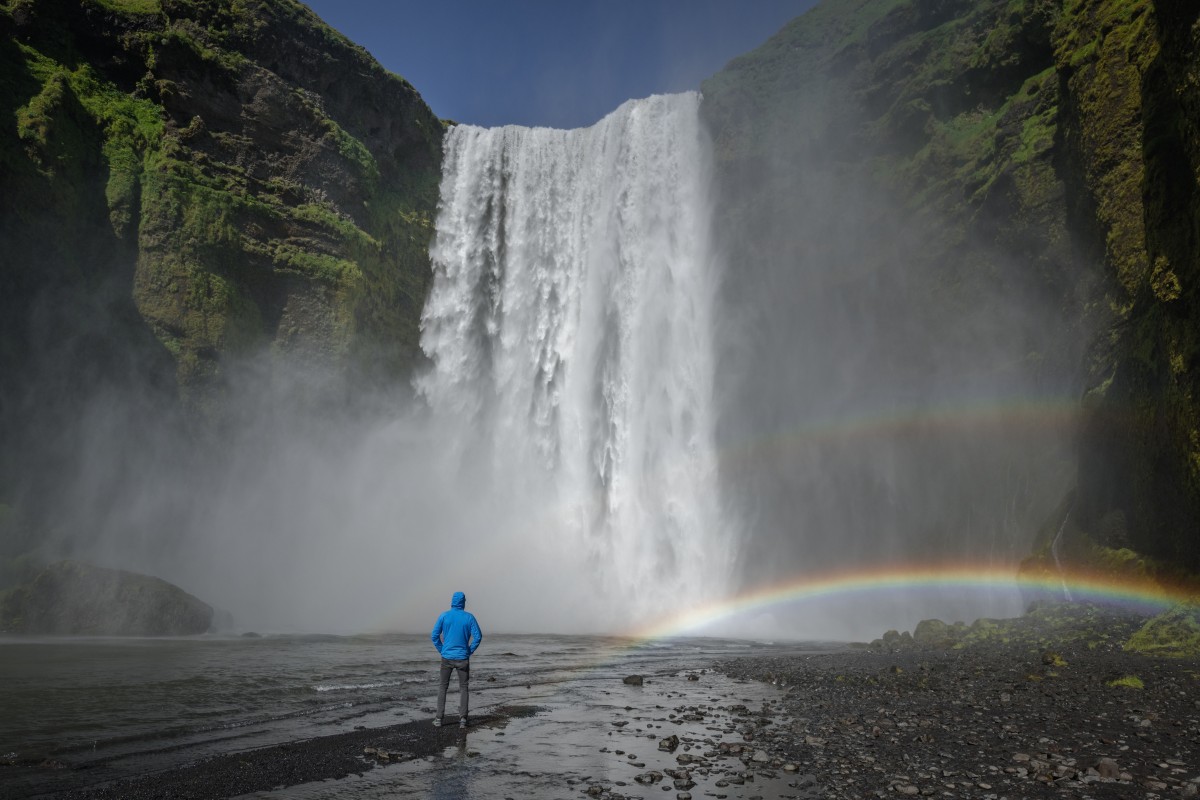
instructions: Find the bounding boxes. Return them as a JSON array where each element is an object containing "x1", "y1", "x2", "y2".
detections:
[
  {"x1": 626, "y1": 562, "x2": 1198, "y2": 641},
  {"x1": 506, "y1": 563, "x2": 1198, "y2": 686},
  {"x1": 719, "y1": 397, "x2": 1087, "y2": 462}
]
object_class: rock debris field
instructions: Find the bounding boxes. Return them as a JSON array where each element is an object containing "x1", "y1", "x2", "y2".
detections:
[
  {"x1": 28, "y1": 604, "x2": 1200, "y2": 800},
  {"x1": 573, "y1": 604, "x2": 1200, "y2": 800}
]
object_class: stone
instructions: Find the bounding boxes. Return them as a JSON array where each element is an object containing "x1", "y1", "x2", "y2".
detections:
[
  {"x1": 658, "y1": 735, "x2": 680, "y2": 752},
  {"x1": 752, "y1": 750, "x2": 769, "y2": 763},
  {"x1": 913, "y1": 619, "x2": 959, "y2": 648},
  {"x1": 623, "y1": 675, "x2": 644, "y2": 686},
  {"x1": 0, "y1": 561, "x2": 213, "y2": 635},
  {"x1": 1095, "y1": 758, "x2": 1120, "y2": 779}
]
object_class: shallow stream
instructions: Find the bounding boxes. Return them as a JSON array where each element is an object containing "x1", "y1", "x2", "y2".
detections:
[{"x1": 0, "y1": 633, "x2": 841, "y2": 798}]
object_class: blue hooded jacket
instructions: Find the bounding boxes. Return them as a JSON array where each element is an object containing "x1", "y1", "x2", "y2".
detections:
[{"x1": 431, "y1": 591, "x2": 482, "y2": 660}]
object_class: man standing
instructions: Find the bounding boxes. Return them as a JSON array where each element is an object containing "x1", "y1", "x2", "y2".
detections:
[{"x1": 430, "y1": 590, "x2": 483, "y2": 728}]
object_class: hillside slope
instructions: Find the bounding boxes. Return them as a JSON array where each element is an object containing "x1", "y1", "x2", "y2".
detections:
[
  {"x1": 701, "y1": 0, "x2": 1200, "y2": 577},
  {"x1": 0, "y1": 0, "x2": 442, "y2": 556}
]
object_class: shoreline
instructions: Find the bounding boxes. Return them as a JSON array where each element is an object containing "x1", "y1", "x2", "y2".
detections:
[
  {"x1": 4, "y1": 605, "x2": 1198, "y2": 799},
  {"x1": 33, "y1": 707, "x2": 540, "y2": 800}
]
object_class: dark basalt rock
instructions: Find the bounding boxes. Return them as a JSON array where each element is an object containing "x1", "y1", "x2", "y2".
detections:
[{"x1": 0, "y1": 560, "x2": 213, "y2": 635}]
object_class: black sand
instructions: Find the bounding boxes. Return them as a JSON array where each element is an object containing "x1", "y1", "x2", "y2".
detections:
[
  {"x1": 8, "y1": 606, "x2": 1200, "y2": 799},
  {"x1": 17, "y1": 707, "x2": 537, "y2": 800}
]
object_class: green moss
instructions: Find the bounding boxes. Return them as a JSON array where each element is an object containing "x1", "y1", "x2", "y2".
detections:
[
  {"x1": 1043, "y1": 651, "x2": 1068, "y2": 667},
  {"x1": 2, "y1": 0, "x2": 442, "y2": 425},
  {"x1": 1106, "y1": 675, "x2": 1144, "y2": 689},
  {"x1": 270, "y1": 243, "x2": 358, "y2": 284},
  {"x1": 92, "y1": 0, "x2": 161, "y2": 14},
  {"x1": 292, "y1": 202, "x2": 377, "y2": 249},
  {"x1": 1053, "y1": 0, "x2": 1156, "y2": 302},
  {"x1": 1125, "y1": 607, "x2": 1200, "y2": 657},
  {"x1": 1150, "y1": 256, "x2": 1181, "y2": 303}
]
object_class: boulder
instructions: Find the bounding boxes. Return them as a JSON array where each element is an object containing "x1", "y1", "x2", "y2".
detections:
[
  {"x1": 0, "y1": 561, "x2": 213, "y2": 635},
  {"x1": 913, "y1": 619, "x2": 962, "y2": 648}
]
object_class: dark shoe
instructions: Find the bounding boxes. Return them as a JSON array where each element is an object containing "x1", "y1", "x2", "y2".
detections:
[{"x1": 458, "y1": 717, "x2": 468, "y2": 729}]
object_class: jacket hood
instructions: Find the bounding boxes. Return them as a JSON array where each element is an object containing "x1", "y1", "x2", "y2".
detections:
[{"x1": 451, "y1": 591, "x2": 466, "y2": 609}]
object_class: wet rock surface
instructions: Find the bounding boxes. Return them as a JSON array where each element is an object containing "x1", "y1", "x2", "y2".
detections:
[
  {"x1": 9, "y1": 608, "x2": 1198, "y2": 799},
  {"x1": 718, "y1": 607, "x2": 1200, "y2": 799},
  {"x1": 0, "y1": 561, "x2": 213, "y2": 636},
  {"x1": 38, "y1": 707, "x2": 538, "y2": 799}
]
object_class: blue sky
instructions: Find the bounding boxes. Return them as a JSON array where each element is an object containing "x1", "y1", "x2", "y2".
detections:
[{"x1": 303, "y1": 0, "x2": 818, "y2": 129}]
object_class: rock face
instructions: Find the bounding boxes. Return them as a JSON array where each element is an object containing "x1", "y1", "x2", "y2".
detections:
[
  {"x1": 0, "y1": 560, "x2": 213, "y2": 635},
  {"x1": 1, "y1": 0, "x2": 1198, "y2": 585},
  {"x1": 699, "y1": 0, "x2": 1200, "y2": 576},
  {"x1": 1061, "y1": 1, "x2": 1200, "y2": 573},
  {"x1": 2, "y1": 0, "x2": 441, "y2": 397},
  {"x1": 0, "y1": 0, "x2": 444, "y2": 553}
]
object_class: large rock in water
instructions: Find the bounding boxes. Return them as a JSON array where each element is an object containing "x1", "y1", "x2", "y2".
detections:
[{"x1": 0, "y1": 561, "x2": 213, "y2": 635}]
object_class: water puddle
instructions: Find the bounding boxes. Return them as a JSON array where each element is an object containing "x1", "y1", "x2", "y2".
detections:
[{"x1": 239, "y1": 668, "x2": 814, "y2": 800}]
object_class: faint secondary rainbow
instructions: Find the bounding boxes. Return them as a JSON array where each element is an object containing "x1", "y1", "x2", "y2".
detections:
[
  {"x1": 626, "y1": 562, "x2": 1199, "y2": 641},
  {"x1": 717, "y1": 397, "x2": 1093, "y2": 466}
]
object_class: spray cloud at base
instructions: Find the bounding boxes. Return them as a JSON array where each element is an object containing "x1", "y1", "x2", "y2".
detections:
[
  {"x1": 14, "y1": 93, "x2": 730, "y2": 636},
  {"x1": 8, "y1": 67, "x2": 1096, "y2": 639}
]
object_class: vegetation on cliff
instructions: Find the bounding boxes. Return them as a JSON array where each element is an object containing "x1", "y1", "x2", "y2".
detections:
[
  {"x1": 700, "y1": 0, "x2": 1200, "y2": 579},
  {"x1": 0, "y1": 0, "x2": 443, "y2": 565},
  {"x1": 1, "y1": 0, "x2": 441, "y2": 397}
]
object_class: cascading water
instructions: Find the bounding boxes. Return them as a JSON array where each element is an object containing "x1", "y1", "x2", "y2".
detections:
[{"x1": 419, "y1": 93, "x2": 729, "y2": 626}]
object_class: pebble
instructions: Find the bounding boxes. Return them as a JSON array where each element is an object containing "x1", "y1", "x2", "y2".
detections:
[{"x1": 711, "y1": 605, "x2": 1200, "y2": 800}]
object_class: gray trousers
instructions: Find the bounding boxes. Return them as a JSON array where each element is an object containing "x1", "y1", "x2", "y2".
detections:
[{"x1": 436, "y1": 657, "x2": 470, "y2": 719}]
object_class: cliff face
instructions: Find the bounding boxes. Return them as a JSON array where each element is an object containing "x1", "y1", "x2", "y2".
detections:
[
  {"x1": 3, "y1": 0, "x2": 1197, "y2": 588},
  {"x1": 700, "y1": 0, "x2": 1200, "y2": 576},
  {"x1": 0, "y1": 0, "x2": 442, "y2": 543},
  {"x1": 3, "y1": 0, "x2": 441, "y2": 390},
  {"x1": 1064, "y1": 1, "x2": 1200, "y2": 572},
  {"x1": 0, "y1": 559, "x2": 213, "y2": 634}
]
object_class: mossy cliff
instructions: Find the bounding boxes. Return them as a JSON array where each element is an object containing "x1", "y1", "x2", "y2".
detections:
[
  {"x1": 1067, "y1": 0, "x2": 1200, "y2": 574},
  {"x1": 700, "y1": 0, "x2": 1200, "y2": 577},
  {"x1": 0, "y1": 0, "x2": 442, "y2": 545},
  {"x1": 0, "y1": 0, "x2": 441, "y2": 424}
]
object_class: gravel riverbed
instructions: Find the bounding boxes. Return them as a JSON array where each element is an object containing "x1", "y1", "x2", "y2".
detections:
[{"x1": 9, "y1": 606, "x2": 1198, "y2": 799}]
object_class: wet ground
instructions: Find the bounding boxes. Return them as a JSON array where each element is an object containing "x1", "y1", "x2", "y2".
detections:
[
  {"x1": 53, "y1": 667, "x2": 810, "y2": 800},
  {"x1": 10, "y1": 608, "x2": 1199, "y2": 799},
  {"x1": 1, "y1": 635, "x2": 830, "y2": 799}
]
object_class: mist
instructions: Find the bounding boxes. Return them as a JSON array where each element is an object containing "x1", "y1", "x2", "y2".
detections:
[
  {"x1": 702, "y1": 65, "x2": 1095, "y2": 638},
  {"x1": 4, "y1": 40, "x2": 1097, "y2": 644}
]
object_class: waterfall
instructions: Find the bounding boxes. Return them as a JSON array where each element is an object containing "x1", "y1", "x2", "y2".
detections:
[{"x1": 419, "y1": 93, "x2": 730, "y2": 623}]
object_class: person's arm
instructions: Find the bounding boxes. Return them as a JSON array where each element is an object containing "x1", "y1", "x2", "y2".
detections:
[
  {"x1": 431, "y1": 615, "x2": 444, "y2": 654},
  {"x1": 468, "y1": 616, "x2": 482, "y2": 655}
]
